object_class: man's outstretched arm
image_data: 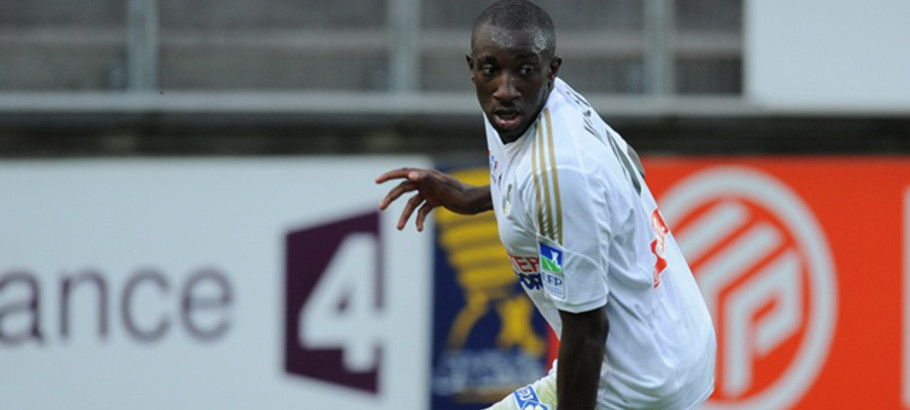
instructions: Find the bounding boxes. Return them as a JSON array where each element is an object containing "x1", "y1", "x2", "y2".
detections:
[
  {"x1": 376, "y1": 167, "x2": 492, "y2": 231},
  {"x1": 557, "y1": 306, "x2": 608, "y2": 410}
]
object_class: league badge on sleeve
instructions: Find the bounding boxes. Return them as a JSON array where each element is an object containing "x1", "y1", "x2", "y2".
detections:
[{"x1": 538, "y1": 241, "x2": 566, "y2": 300}]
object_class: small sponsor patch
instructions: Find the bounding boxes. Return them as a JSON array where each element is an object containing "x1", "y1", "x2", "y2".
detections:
[
  {"x1": 513, "y1": 384, "x2": 549, "y2": 410},
  {"x1": 538, "y1": 241, "x2": 565, "y2": 300}
]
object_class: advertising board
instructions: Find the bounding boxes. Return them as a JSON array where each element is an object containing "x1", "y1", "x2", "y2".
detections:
[
  {"x1": 646, "y1": 157, "x2": 909, "y2": 409},
  {"x1": 0, "y1": 158, "x2": 432, "y2": 410}
]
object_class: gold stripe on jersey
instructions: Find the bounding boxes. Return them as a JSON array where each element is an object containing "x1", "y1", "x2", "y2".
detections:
[
  {"x1": 531, "y1": 123, "x2": 546, "y2": 239},
  {"x1": 531, "y1": 108, "x2": 563, "y2": 244},
  {"x1": 544, "y1": 109, "x2": 563, "y2": 244},
  {"x1": 537, "y1": 121, "x2": 553, "y2": 240}
]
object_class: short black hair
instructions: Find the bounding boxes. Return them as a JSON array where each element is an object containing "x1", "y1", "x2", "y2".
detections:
[{"x1": 471, "y1": 0, "x2": 556, "y2": 58}]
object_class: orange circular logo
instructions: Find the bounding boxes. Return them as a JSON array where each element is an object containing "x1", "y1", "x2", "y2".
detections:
[{"x1": 660, "y1": 167, "x2": 837, "y2": 409}]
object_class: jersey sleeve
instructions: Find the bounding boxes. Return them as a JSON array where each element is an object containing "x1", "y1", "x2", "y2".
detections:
[{"x1": 527, "y1": 164, "x2": 612, "y2": 313}]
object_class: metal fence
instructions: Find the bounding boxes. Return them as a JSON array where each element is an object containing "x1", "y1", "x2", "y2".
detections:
[
  {"x1": 0, "y1": 1, "x2": 905, "y2": 160},
  {"x1": 0, "y1": 0, "x2": 741, "y2": 95}
]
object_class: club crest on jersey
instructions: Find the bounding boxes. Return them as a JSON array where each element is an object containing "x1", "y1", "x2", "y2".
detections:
[
  {"x1": 513, "y1": 385, "x2": 549, "y2": 410},
  {"x1": 503, "y1": 183, "x2": 513, "y2": 216},
  {"x1": 539, "y1": 241, "x2": 565, "y2": 300}
]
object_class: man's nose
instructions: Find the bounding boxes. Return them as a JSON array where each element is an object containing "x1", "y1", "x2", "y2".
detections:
[{"x1": 493, "y1": 74, "x2": 520, "y2": 102}]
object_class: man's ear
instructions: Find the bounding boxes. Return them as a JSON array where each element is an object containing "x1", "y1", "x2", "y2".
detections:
[{"x1": 548, "y1": 56, "x2": 562, "y2": 83}]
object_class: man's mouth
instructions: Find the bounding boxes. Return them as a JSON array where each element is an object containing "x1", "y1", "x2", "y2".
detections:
[{"x1": 493, "y1": 109, "x2": 522, "y2": 130}]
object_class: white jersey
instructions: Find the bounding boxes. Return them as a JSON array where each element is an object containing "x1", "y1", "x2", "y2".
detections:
[{"x1": 485, "y1": 78, "x2": 716, "y2": 409}]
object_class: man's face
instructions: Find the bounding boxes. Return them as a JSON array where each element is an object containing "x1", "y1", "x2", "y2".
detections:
[{"x1": 467, "y1": 23, "x2": 561, "y2": 142}]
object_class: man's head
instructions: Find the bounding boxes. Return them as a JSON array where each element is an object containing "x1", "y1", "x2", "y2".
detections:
[{"x1": 467, "y1": 0, "x2": 561, "y2": 142}]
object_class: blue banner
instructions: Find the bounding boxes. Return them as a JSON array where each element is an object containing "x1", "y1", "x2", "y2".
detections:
[{"x1": 430, "y1": 167, "x2": 550, "y2": 410}]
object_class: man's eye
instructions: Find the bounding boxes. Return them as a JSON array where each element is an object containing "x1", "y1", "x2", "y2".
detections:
[
  {"x1": 481, "y1": 65, "x2": 496, "y2": 76},
  {"x1": 519, "y1": 66, "x2": 535, "y2": 76}
]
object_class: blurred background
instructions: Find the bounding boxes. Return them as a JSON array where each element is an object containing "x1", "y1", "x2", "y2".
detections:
[
  {"x1": 0, "y1": 0, "x2": 908, "y2": 409},
  {"x1": 0, "y1": 0, "x2": 905, "y2": 157}
]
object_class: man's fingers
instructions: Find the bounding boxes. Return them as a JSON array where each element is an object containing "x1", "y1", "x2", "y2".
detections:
[
  {"x1": 376, "y1": 167, "x2": 438, "y2": 230},
  {"x1": 379, "y1": 180, "x2": 418, "y2": 210},
  {"x1": 397, "y1": 193, "x2": 424, "y2": 230},
  {"x1": 415, "y1": 201, "x2": 435, "y2": 232},
  {"x1": 407, "y1": 169, "x2": 426, "y2": 182},
  {"x1": 375, "y1": 167, "x2": 421, "y2": 184}
]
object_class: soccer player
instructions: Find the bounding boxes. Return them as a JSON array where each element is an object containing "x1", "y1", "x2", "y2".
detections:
[{"x1": 376, "y1": 1, "x2": 716, "y2": 408}]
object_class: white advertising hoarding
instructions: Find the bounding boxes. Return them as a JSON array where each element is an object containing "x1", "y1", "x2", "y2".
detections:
[
  {"x1": 0, "y1": 158, "x2": 432, "y2": 410},
  {"x1": 746, "y1": 0, "x2": 910, "y2": 111}
]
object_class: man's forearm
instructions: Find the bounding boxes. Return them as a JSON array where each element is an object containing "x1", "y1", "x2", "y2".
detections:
[
  {"x1": 454, "y1": 184, "x2": 492, "y2": 215},
  {"x1": 557, "y1": 308, "x2": 608, "y2": 410},
  {"x1": 468, "y1": 184, "x2": 493, "y2": 214}
]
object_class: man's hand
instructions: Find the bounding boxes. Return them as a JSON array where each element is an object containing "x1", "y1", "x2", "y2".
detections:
[{"x1": 375, "y1": 168, "x2": 492, "y2": 231}]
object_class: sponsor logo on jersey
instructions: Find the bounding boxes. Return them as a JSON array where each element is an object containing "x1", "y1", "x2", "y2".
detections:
[
  {"x1": 539, "y1": 242, "x2": 565, "y2": 299},
  {"x1": 513, "y1": 384, "x2": 549, "y2": 410},
  {"x1": 508, "y1": 254, "x2": 544, "y2": 290},
  {"x1": 517, "y1": 272, "x2": 544, "y2": 290},
  {"x1": 508, "y1": 254, "x2": 540, "y2": 273}
]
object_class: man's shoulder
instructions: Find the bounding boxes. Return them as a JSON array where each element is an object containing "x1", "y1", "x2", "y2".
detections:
[
  {"x1": 546, "y1": 81, "x2": 607, "y2": 139},
  {"x1": 540, "y1": 92, "x2": 611, "y2": 169},
  {"x1": 549, "y1": 78, "x2": 597, "y2": 117}
]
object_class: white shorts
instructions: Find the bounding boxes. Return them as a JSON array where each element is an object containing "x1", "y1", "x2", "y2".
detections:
[
  {"x1": 484, "y1": 362, "x2": 712, "y2": 410},
  {"x1": 484, "y1": 369, "x2": 558, "y2": 410}
]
